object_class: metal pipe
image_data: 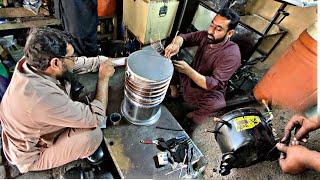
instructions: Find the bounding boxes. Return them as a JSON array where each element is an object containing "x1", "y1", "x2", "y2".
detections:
[{"x1": 262, "y1": 99, "x2": 274, "y2": 122}]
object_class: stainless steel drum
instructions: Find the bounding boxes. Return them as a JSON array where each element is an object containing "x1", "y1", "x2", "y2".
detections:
[{"x1": 121, "y1": 50, "x2": 174, "y2": 125}]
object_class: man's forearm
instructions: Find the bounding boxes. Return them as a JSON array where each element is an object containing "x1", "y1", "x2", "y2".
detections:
[
  {"x1": 74, "y1": 56, "x2": 101, "y2": 74},
  {"x1": 187, "y1": 68, "x2": 208, "y2": 90},
  {"x1": 306, "y1": 150, "x2": 320, "y2": 172},
  {"x1": 95, "y1": 78, "x2": 109, "y2": 110},
  {"x1": 110, "y1": 57, "x2": 126, "y2": 67}
]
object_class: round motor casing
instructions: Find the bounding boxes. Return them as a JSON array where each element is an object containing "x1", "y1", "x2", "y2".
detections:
[{"x1": 214, "y1": 107, "x2": 278, "y2": 175}]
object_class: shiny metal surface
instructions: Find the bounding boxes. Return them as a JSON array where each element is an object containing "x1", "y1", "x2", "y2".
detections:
[
  {"x1": 121, "y1": 50, "x2": 173, "y2": 125},
  {"x1": 127, "y1": 50, "x2": 173, "y2": 82},
  {"x1": 121, "y1": 96, "x2": 162, "y2": 126}
]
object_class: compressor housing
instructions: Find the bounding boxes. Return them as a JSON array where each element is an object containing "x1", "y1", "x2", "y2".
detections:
[{"x1": 214, "y1": 107, "x2": 279, "y2": 175}]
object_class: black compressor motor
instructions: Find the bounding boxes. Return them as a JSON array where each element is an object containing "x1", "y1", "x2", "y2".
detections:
[{"x1": 212, "y1": 107, "x2": 280, "y2": 175}]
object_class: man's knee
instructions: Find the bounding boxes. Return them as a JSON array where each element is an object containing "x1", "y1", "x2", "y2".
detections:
[
  {"x1": 73, "y1": 128, "x2": 103, "y2": 151},
  {"x1": 78, "y1": 128, "x2": 103, "y2": 158},
  {"x1": 191, "y1": 97, "x2": 226, "y2": 122},
  {"x1": 84, "y1": 128, "x2": 103, "y2": 147},
  {"x1": 26, "y1": 128, "x2": 103, "y2": 172},
  {"x1": 198, "y1": 96, "x2": 225, "y2": 112}
]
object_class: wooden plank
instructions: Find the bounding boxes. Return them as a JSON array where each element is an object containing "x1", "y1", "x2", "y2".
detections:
[
  {"x1": 0, "y1": 7, "x2": 49, "y2": 18},
  {"x1": 0, "y1": 18, "x2": 60, "y2": 30}
]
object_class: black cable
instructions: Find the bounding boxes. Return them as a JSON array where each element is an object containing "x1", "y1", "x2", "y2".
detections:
[{"x1": 156, "y1": 126, "x2": 184, "y2": 131}]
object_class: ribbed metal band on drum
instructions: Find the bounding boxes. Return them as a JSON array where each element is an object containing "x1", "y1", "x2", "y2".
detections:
[{"x1": 121, "y1": 50, "x2": 173, "y2": 126}]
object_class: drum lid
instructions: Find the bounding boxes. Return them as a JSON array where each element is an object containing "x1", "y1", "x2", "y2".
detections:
[{"x1": 127, "y1": 50, "x2": 174, "y2": 82}]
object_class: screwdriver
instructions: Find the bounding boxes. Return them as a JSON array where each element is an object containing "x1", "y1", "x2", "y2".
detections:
[{"x1": 140, "y1": 139, "x2": 159, "y2": 145}]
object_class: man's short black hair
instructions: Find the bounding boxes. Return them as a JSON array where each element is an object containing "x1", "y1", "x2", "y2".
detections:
[
  {"x1": 217, "y1": 8, "x2": 240, "y2": 31},
  {"x1": 24, "y1": 27, "x2": 72, "y2": 71}
]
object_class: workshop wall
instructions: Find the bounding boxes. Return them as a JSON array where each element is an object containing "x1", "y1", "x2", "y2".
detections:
[{"x1": 247, "y1": 0, "x2": 317, "y2": 71}]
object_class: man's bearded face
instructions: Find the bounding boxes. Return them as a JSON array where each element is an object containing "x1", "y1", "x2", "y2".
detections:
[
  {"x1": 207, "y1": 33, "x2": 227, "y2": 44},
  {"x1": 57, "y1": 63, "x2": 77, "y2": 83}
]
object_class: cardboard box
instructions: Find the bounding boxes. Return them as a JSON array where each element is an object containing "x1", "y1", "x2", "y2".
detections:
[{"x1": 123, "y1": 0, "x2": 179, "y2": 44}]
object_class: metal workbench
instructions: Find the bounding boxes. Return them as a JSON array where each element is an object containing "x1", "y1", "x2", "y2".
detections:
[{"x1": 102, "y1": 67, "x2": 204, "y2": 179}]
